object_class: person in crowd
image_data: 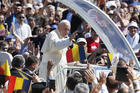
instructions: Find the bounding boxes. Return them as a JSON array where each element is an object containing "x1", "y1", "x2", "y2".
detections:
[
  {"x1": 45, "y1": 4, "x2": 55, "y2": 18},
  {"x1": 5, "y1": 34, "x2": 14, "y2": 47},
  {"x1": 127, "y1": 65, "x2": 140, "y2": 93},
  {"x1": 126, "y1": 21, "x2": 139, "y2": 52},
  {"x1": 106, "y1": 72, "x2": 120, "y2": 93},
  {"x1": 40, "y1": 20, "x2": 77, "y2": 93},
  {"x1": 23, "y1": 56, "x2": 39, "y2": 76},
  {"x1": 5, "y1": 2, "x2": 24, "y2": 31},
  {"x1": 35, "y1": 15, "x2": 46, "y2": 27},
  {"x1": 0, "y1": 3, "x2": 10, "y2": 18},
  {"x1": 117, "y1": 87, "x2": 129, "y2": 93},
  {"x1": 23, "y1": 55, "x2": 42, "y2": 84},
  {"x1": 11, "y1": 12, "x2": 32, "y2": 42},
  {"x1": 76, "y1": 37, "x2": 88, "y2": 63},
  {"x1": 10, "y1": 55, "x2": 31, "y2": 79},
  {"x1": 54, "y1": 9, "x2": 63, "y2": 25},
  {"x1": 31, "y1": 25, "x2": 47, "y2": 50},
  {"x1": 0, "y1": 41, "x2": 13, "y2": 88},
  {"x1": 24, "y1": 3, "x2": 35, "y2": 20},
  {"x1": 73, "y1": 83, "x2": 89, "y2": 93},
  {"x1": 66, "y1": 71, "x2": 83, "y2": 93},
  {"x1": 0, "y1": 13, "x2": 8, "y2": 40},
  {"x1": 86, "y1": 29, "x2": 100, "y2": 53},
  {"x1": 115, "y1": 8, "x2": 130, "y2": 36},
  {"x1": 0, "y1": 40, "x2": 13, "y2": 68},
  {"x1": 82, "y1": 21, "x2": 92, "y2": 39},
  {"x1": 28, "y1": 17, "x2": 37, "y2": 33},
  {"x1": 116, "y1": 58, "x2": 140, "y2": 93}
]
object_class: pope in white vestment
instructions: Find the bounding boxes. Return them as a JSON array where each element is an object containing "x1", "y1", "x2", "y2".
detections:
[{"x1": 39, "y1": 20, "x2": 76, "y2": 93}]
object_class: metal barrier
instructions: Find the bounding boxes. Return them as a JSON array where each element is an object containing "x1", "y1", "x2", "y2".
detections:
[{"x1": 54, "y1": 64, "x2": 112, "y2": 79}]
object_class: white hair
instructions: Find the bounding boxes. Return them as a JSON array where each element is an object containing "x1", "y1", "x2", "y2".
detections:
[
  {"x1": 59, "y1": 20, "x2": 70, "y2": 26},
  {"x1": 74, "y1": 83, "x2": 89, "y2": 93}
]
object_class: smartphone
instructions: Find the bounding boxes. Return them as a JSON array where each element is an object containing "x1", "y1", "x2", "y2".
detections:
[
  {"x1": 115, "y1": 67, "x2": 129, "y2": 82},
  {"x1": 49, "y1": 79, "x2": 55, "y2": 91}
]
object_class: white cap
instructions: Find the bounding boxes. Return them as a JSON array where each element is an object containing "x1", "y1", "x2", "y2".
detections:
[
  {"x1": 34, "y1": 3, "x2": 43, "y2": 9},
  {"x1": 128, "y1": 21, "x2": 139, "y2": 29},
  {"x1": 25, "y1": 3, "x2": 34, "y2": 9},
  {"x1": 77, "y1": 38, "x2": 87, "y2": 44},
  {"x1": 106, "y1": 1, "x2": 117, "y2": 9},
  {"x1": 108, "y1": 10, "x2": 114, "y2": 14}
]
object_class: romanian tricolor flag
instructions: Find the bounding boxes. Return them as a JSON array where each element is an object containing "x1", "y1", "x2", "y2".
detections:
[
  {"x1": 0, "y1": 60, "x2": 11, "y2": 81},
  {"x1": 66, "y1": 44, "x2": 86, "y2": 62},
  {"x1": 7, "y1": 76, "x2": 32, "y2": 93}
]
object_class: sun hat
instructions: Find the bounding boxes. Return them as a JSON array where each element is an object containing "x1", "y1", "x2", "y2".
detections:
[{"x1": 128, "y1": 21, "x2": 139, "y2": 29}]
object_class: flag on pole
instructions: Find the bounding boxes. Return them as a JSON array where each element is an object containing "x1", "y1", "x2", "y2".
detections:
[
  {"x1": 0, "y1": 60, "x2": 11, "y2": 81},
  {"x1": 0, "y1": 24, "x2": 5, "y2": 36},
  {"x1": 107, "y1": 53, "x2": 113, "y2": 68},
  {"x1": 7, "y1": 76, "x2": 32, "y2": 93},
  {"x1": 66, "y1": 44, "x2": 86, "y2": 62},
  {"x1": 107, "y1": 52, "x2": 119, "y2": 78}
]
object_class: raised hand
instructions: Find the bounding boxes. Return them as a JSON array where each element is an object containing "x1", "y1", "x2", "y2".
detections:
[
  {"x1": 98, "y1": 72, "x2": 106, "y2": 84},
  {"x1": 90, "y1": 83, "x2": 102, "y2": 93},
  {"x1": 84, "y1": 64, "x2": 95, "y2": 83},
  {"x1": 70, "y1": 31, "x2": 78, "y2": 41}
]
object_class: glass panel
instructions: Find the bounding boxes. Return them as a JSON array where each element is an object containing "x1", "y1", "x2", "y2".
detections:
[{"x1": 57, "y1": 0, "x2": 140, "y2": 70}]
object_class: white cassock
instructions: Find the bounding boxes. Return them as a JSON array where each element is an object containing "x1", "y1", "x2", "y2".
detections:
[{"x1": 39, "y1": 29, "x2": 72, "y2": 93}]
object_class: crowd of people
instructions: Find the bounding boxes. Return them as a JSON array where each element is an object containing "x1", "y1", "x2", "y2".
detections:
[{"x1": 0, "y1": 0, "x2": 140, "y2": 93}]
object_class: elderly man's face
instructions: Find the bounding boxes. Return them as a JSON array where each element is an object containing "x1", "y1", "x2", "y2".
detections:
[
  {"x1": 60, "y1": 24, "x2": 70, "y2": 37},
  {"x1": 128, "y1": 26, "x2": 138, "y2": 37}
]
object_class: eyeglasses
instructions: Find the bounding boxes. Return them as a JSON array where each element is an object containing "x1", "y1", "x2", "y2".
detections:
[
  {"x1": 2, "y1": 47, "x2": 8, "y2": 51},
  {"x1": 101, "y1": 55, "x2": 107, "y2": 58},
  {"x1": 19, "y1": 16, "x2": 25, "y2": 19}
]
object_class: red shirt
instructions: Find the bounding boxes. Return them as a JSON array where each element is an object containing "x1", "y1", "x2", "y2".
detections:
[{"x1": 86, "y1": 37, "x2": 100, "y2": 53}]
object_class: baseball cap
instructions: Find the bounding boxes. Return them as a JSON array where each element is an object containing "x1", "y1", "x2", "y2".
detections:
[
  {"x1": 5, "y1": 34, "x2": 14, "y2": 40},
  {"x1": 106, "y1": 1, "x2": 117, "y2": 9},
  {"x1": 77, "y1": 38, "x2": 87, "y2": 44},
  {"x1": 25, "y1": 3, "x2": 34, "y2": 9},
  {"x1": 128, "y1": 21, "x2": 139, "y2": 29},
  {"x1": 108, "y1": 10, "x2": 114, "y2": 15}
]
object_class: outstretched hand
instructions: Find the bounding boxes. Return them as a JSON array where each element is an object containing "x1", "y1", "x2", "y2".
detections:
[
  {"x1": 90, "y1": 83, "x2": 102, "y2": 93},
  {"x1": 70, "y1": 31, "x2": 78, "y2": 41},
  {"x1": 84, "y1": 64, "x2": 95, "y2": 83},
  {"x1": 98, "y1": 72, "x2": 106, "y2": 84}
]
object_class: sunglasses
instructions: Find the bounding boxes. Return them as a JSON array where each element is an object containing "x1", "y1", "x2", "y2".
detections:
[
  {"x1": 19, "y1": 16, "x2": 25, "y2": 19},
  {"x1": 2, "y1": 47, "x2": 8, "y2": 51}
]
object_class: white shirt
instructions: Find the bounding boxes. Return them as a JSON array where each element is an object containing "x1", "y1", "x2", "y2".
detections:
[
  {"x1": 84, "y1": 32, "x2": 92, "y2": 38},
  {"x1": 14, "y1": 23, "x2": 32, "y2": 40},
  {"x1": 126, "y1": 33, "x2": 139, "y2": 52}
]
